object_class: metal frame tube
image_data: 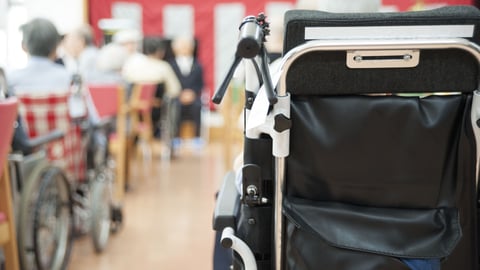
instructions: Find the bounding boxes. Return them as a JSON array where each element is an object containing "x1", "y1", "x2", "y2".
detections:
[
  {"x1": 221, "y1": 227, "x2": 257, "y2": 270},
  {"x1": 273, "y1": 37, "x2": 480, "y2": 270}
]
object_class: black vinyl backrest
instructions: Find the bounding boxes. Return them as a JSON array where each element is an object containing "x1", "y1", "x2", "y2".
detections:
[
  {"x1": 281, "y1": 7, "x2": 480, "y2": 268},
  {"x1": 282, "y1": 6, "x2": 480, "y2": 95},
  {"x1": 284, "y1": 6, "x2": 480, "y2": 54}
]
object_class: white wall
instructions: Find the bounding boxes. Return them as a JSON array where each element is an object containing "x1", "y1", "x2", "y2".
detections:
[
  {"x1": 25, "y1": 0, "x2": 85, "y2": 34},
  {"x1": 1, "y1": 0, "x2": 85, "y2": 69}
]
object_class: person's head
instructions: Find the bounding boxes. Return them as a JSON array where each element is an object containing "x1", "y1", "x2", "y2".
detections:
[
  {"x1": 96, "y1": 43, "x2": 129, "y2": 72},
  {"x1": 143, "y1": 37, "x2": 166, "y2": 59},
  {"x1": 21, "y1": 18, "x2": 61, "y2": 60},
  {"x1": 76, "y1": 24, "x2": 95, "y2": 46},
  {"x1": 63, "y1": 24, "x2": 95, "y2": 59},
  {"x1": 113, "y1": 29, "x2": 142, "y2": 55},
  {"x1": 171, "y1": 36, "x2": 195, "y2": 57}
]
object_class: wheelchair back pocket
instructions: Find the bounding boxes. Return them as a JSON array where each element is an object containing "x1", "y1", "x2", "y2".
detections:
[{"x1": 283, "y1": 197, "x2": 461, "y2": 270}]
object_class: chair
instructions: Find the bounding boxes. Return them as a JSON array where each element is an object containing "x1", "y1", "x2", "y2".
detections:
[
  {"x1": 87, "y1": 84, "x2": 128, "y2": 204},
  {"x1": 129, "y1": 83, "x2": 157, "y2": 164},
  {"x1": 0, "y1": 97, "x2": 20, "y2": 270},
  {"x1": 213, "y1": 6, "x2": 480, "y2": 270}
]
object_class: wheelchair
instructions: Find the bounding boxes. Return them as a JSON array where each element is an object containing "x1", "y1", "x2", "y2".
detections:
[
  {"x1": 12, "y1": 86, "x2": 120, "y2": 269},
  {"x1": 9, "y1": 121, "x2": 73, "y2": 270},
  {"x1": 213, "y1": 6, "x2": 480, "y2": 270}
]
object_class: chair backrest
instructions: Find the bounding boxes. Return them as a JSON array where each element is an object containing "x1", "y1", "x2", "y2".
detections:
[
  {"x1": 16, "y1": 93, "x2": 71, "y2": 137},
  {"x1": 87, "y1": 84, "x2": 120, "y2": 119},
  {"x1": 16, "y1": 93, "x2": 84, "y2": 181},
  {"x1": 0, "y1": 98, "x2": 18, "y2": 177},
  {"x1": 283, "y1": 6, "x2": 480, "y2": 54},
  {"x1": 283, "y1": 6, "x2": 480, "y2": 96},
  {"x1": 131, "y1": 83, "x2": 157, "y2": 113},
  {"x1": 279, "y1": 6, "x2": 480, "y2": 270}
]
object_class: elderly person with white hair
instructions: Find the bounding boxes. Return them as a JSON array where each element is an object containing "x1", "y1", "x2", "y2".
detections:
[
  {"x1": 8, "y1": 18, "x2": 72, "y2": 95},
  {"x1": 86, "y1": 42, "x2": 129, "y2": 85}
]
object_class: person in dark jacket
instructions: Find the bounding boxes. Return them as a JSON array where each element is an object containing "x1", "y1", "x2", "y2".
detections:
[{"x1": 169, "y1": 36, "x2": 204, "y2": 143}]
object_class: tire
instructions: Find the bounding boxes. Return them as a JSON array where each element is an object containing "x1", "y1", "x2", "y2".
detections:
[
  {"x1": 17, "y1": 162, "x2": 45, "y2": 270},
  {"x1": 90, "y1": 171, "x2": 111, "y2": 253},
  {"x1": 32, "y1": 167, "x2": 73, "y2": 270},
  {"x1": 110, "y1": 205, "x2": 123, "y2": 234}
]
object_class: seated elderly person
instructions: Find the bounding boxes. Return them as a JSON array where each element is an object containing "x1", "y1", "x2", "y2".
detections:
[
  {"x1": 122, "y1": 37, "x2": 181, "y2": 138},
  {"x1": 122, "y1": 36, "x2": 180, "y2": 99},
  {"x1": 8, "y1": 18, "x2": 72, "y2": 94},
  {"x1": 86, "y1": 42, "x2": 129, "y2": 86}
]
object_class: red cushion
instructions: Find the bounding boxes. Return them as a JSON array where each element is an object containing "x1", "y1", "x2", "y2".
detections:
[
  {"x1": 88, "y1": 84, "x2": 119, "y2": 118},
  {"x1": 109, "y1": 133, "x2": 118, "y2": 141},
  {"x1": 0, "y1": 212, "x2": 6, "y2": 223}
]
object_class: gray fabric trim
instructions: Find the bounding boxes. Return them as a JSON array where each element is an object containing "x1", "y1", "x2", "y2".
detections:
[{"x1": 284, "y1": 6, "x2": 480, "y2": 53}]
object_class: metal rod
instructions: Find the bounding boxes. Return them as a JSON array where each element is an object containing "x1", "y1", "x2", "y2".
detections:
[
  {"x1": 274, "y1": 157, "x2": 285, "y2": 270},
  {"x1": 221, "y1": 227, "x2": 258, "y2": 270},
  {"x1": 212, "y1": 55, "x2": 242, "y2": 104}
]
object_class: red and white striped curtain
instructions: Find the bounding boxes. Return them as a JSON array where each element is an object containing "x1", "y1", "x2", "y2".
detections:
[{"x1": 88, "y1": 0, "x2": 474, "y2": 106}]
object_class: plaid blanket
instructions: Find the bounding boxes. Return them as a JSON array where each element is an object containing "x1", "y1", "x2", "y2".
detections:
[{"x1": 17, "y1": 93, "x2": 85, "y2": 181}]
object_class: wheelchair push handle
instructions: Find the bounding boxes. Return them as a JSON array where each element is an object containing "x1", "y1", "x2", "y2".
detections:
[
  {"x1": 212, "y1": 13, "x2": 277, "y2": 105},
  {"x1": 237, "y1": 16, "x2": 265, "y2": 59}
]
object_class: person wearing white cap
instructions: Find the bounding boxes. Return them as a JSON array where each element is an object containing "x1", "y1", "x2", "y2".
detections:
[{"x1": 113, "y1": 28, "x2": 143, "y2": 55}]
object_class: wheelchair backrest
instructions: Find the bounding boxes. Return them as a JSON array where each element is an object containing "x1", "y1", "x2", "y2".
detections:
[
  {"x1": 283, "y1": 6, "x2": 480, "y2": 95},
  {"x1": 16, "y1": 93, "x2": 84, "y2": 181},
  {"x1": 279, "y1": 6, "x2": 480, "y2": 269}
]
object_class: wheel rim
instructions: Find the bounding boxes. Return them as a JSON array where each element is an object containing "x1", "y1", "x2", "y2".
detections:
[
  {"x1": 93, "y1": 184, "x2": 111, "y2": 248},
  {"x1": 34, "y1": 170, "x2": 72, "y2": 270},
  {"x1": 92, "y1": 170, "x2": 112, "y2": 251}
]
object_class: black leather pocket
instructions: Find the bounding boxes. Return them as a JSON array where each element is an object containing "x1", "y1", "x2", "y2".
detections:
[{"x1": 283, "y1": 197, "x2": 462, "y2": 270}]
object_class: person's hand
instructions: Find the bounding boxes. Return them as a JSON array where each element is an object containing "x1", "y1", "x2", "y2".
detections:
[{"x1": 179, "y1": 89, "x2": 196, "y2": 105}]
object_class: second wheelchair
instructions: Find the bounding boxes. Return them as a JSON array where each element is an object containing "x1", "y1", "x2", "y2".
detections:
[{"x1": 11, "y1": 89, "x2": 123, "y2": 269}]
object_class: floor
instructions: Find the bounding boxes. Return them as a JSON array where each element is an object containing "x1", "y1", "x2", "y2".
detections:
[{"x1": 68, "y1": 142, "x2": 230, "y2": 270}]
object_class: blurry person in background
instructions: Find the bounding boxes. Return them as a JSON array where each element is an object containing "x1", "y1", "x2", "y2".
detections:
[
  {"x1": 122, "y1": 36, "x2": 180, "y2": 99},
  {"x1": 62, "y1": 24, "x2": 99, "y2": 81},
  {"x1": 87, "y1": 42, "x2": 129, "y2": 87},
  {"x1": 7, "y1": 18, "x2": 72, "y2": 95},
  {"x1": 112, "y1": 28, "x2": 144, "y2": 97},
  {"x1": 113, "y1": 28, "x2": 143, "y2": 56},
  {"x1": 169, "y1": 36, "x2": 204, "y2": 148},
  {"x1": 122, "y1": 36, "x2": 181, "y2": 138}
]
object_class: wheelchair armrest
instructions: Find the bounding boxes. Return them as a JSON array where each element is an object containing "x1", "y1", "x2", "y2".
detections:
[
  {"x1": 213, "y1": 171, "x2": 240, "y2": 231},
  {"x1": 92, "y1": 117, "x2": 114, "y2": 130},
  {"x1": 28, "y1": 129, "x2": 64, "y2": 149}
]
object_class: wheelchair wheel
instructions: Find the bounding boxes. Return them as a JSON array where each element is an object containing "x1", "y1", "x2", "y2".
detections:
[
  {"x1": 17, "y1": 158, "x2": 43, "y2": 270},
  {"x1": 90, "y1": 171, "x2": 111, "y2": 253},
  {"x1": 110, "y1": 205, "x2": 123, "y2": 233},
  {"x1": 32, "y1": 167, "x2": 73, "y2": 270}
]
